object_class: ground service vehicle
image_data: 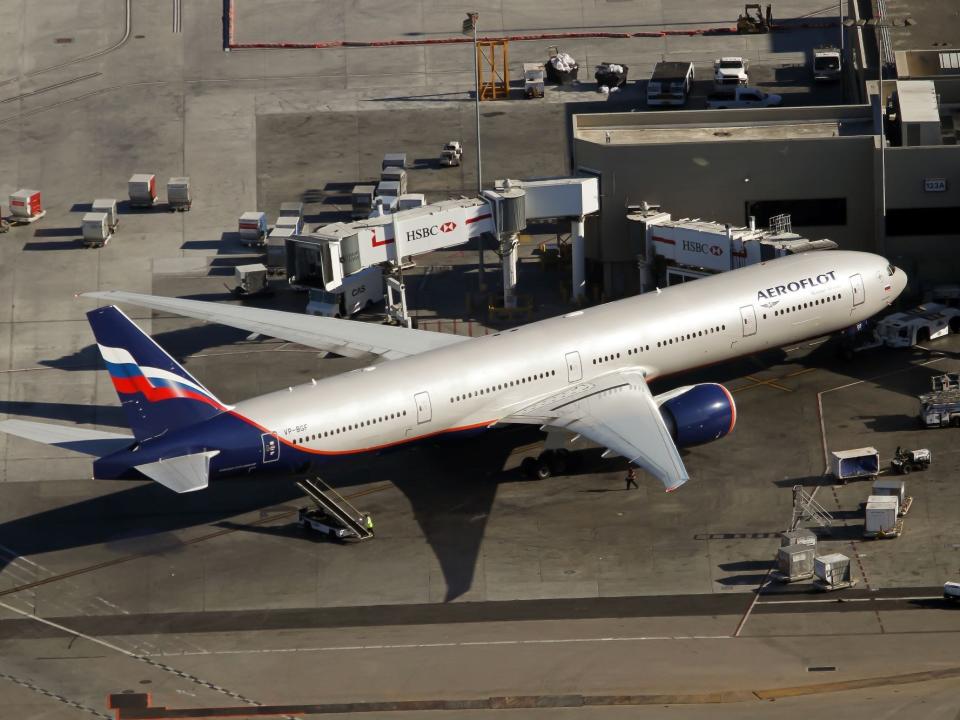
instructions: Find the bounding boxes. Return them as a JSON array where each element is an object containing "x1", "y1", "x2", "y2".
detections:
[
  {"x1": 945, "y1": 582, "x2": 960, "y2": 601},
  {"x1": 920, "y1": 374, "x2": 960, "y2": 428},
  {"x1": 707, "y1": 86, "x2": 782, "y2": 109},
  {"x1": 441, "y1": 141, "x2": 463, "y2": 166},
  {"x1": 647, "y1": 62, "x2": 694, "y2": 107},
  {"x1": 874, "y1": 303, "x2": 960, "y2": 347},
  {"x1": 305, "y1": 265, "x2": 384, "y2": 318},
  {"x1": 813, "y1": 46, "x2": 842, "y2": 82},
  {"x1": 713, "y1": 57, "x2": 749, "y2": 88},
  {"x1": 890, "y1": 447, "x2": 931, "y2": 474},
  {"x1": 737, "y1": 3, "x2": 772, "y2": 33}
]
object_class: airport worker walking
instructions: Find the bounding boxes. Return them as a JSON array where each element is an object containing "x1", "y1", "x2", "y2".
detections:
[{"x1": 625, "y1": 466, "x2": 638, "y2": 490}]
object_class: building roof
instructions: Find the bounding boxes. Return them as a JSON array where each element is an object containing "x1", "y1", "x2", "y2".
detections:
[
  {"x1": 575, "y1": 119, "x2": 874, "y2": 145},
  {"x1": 895, "y1": 80, "x2": 940, "y2": 123}
]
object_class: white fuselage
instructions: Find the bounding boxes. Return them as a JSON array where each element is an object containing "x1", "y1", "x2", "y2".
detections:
[{"x1": 235, "y1": 251, "x2": 905, "y2": 456}]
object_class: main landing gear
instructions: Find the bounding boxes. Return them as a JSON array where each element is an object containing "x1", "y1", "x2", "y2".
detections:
[{"x1": 520, "y1": 449, "x2": 579, "y2": 479}]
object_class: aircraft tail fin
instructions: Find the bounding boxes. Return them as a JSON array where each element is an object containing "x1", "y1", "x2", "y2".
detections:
[{"x1": 87, "y1": 306, "x2": 228, "y2": 441}]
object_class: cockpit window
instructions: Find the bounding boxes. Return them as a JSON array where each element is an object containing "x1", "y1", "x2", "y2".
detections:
[{"x1": 887, "y1": 264, "x2": 895, "y2": 276}]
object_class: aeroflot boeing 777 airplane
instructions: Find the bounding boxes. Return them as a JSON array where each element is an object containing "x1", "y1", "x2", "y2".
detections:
[{"x1": 0, "y1": 250, "x2": 905, "y2": 493}]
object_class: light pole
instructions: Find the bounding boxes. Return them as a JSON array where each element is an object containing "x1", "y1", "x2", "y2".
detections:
[{"x1": 463, "y1": 11, "x2": 485, "y2": 287}]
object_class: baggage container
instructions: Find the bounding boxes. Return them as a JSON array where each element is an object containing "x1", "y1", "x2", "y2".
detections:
[
  {"x1": 275, "y1": 215, "x2": 303, "y2": 234},
  {"x1": 351, "y1": 185, "x2": 376, "y2": 219},
  {"x1": 238, "y1": 211, "x2": 268, "y2": 246},
  {"x1": 780, "y1": 529, "x2": 817, "y2": 548},
  {"x1": 167, "y1": 177, "x2": 191, "y2": 211},
  {"x1": 864, "y1": 495, "x2": 900, "y2": 537},
  {"x1": 829, "y1": 447, "x2": 879, "y2": 483},
  {"x1": 128, "y1": 174, "x2": 157, "y2": 208},
  {"x1": 382, "y1": 153, "x2": 406, "y2": 170},
  {"x1": 267, "y1": 227, "x2": 293, "y2": 274},
  {"x1": 814, "y1": 553, "x2": 851, "y2": 586},
  {"x1": 380, "y1": 167, "x2": 408, "y2": 194},
  {"x1": 775, "y1": 545, "x2": 815, "y2": 581},
  {"x1": 9, "y1": 189, "x2": 44, "y2": 219},
  {"x1": 92, "y1": 199, "x2": 118, "y2": 230},
  {"x1": 233, "y1": 263, "x2": 268, "y2": 296},
  {"x1": 397, "y1": 193, "x2": 426, "y2": 211},
  {"x1": 377, "y1": 180, "x2": 401, "y2": 199},
  {"x1": 872, "y1": 479, "x2": 906, "y2": 505},
  {"x1": 279, "y1": 202, "x2": 303, "y2": 219},
  {"x1": 81, "y1": 212, "x2": 111, "y2": 247}
]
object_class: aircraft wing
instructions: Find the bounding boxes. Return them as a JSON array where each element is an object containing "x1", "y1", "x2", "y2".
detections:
[
  {"x1": 0, "y1": 419, "x2": 134, "y2": 457},
  {"x1": 83, "y1": 291, "x2": 468, "y2": 361},
  {"x1": 500, "y1": 369, "x2": 689, "y2": 492}
]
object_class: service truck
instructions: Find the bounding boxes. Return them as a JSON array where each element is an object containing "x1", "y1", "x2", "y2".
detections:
[
  {"x1": 713, "y1": 56, "x2": 749, "y2": 88},
  {"x1": 707, "y1": 85, "x2": 782, "y2": 109},
  {"x1": 305, "y1": 265, "x2": 384, "y2": 318},
  {"x1": 646, "y1": 61, "x2": 694, "y2": 107}
]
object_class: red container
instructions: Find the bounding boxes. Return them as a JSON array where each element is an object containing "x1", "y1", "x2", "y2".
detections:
[{"x1": 10, "y1": 189, "x2": 42, "y2": 218}]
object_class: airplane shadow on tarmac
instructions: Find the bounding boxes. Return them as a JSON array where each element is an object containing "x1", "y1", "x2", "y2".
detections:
[{"x1": 0, "y1": 425, "x2": 621, "y2": 602}]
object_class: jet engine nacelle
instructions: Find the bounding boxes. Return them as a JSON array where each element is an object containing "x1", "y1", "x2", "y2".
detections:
[{"x1": 657, "y1": 383, "x2": 736, "y2": 448}]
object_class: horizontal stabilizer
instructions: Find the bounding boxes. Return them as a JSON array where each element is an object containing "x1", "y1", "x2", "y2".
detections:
[
  {"x1": 0, "y1": 419, "x2": 133, "y2": 457},
  {"x1": 134, "y1": 450, "x2": 220, "y2": 493}
]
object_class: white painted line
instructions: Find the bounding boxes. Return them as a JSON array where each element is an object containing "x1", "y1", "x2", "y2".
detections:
[
  {"x1": 144, "y1": 635, "x2": 733, "y2": 658},
  {"x1": 759, "y1": 595, "x2": 939, "y2": 605}
]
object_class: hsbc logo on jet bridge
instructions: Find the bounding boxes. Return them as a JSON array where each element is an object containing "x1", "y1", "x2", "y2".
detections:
[
  {"x1": 406, "y1": 221, "x2": 457, "y2": 242},
  {"x1": 756, "y1": 270, "x2": 837, "y2": 302},
  {"x1": 681, "y1": 239, "x2": 723, "y2": 256}
]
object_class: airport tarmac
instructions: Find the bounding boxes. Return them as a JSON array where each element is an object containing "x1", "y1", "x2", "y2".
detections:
[{"x1": 2, "y1": 0, "x2": 960, "y2": 717}]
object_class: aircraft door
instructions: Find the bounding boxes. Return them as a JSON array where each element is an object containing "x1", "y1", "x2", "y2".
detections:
[
  {"x1": 739, "y1": 305, "x2": 757, "y2": 337},
  {"x1": 261, "y1": 433, "x2": 280, "y2": 463},
  {"x1": 414, "y1": 391, "x2": 432, "y2": 424},
  {"x1": 849, "y1": 273, "x2": 865, "y2": 306},
  {"x1": 565, "y1": 351, "x2": 583, "y2": 382}
]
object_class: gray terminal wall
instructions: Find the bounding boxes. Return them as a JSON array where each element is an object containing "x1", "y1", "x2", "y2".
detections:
[{"x1": 573, "y1": 107, "x2": 960, "y2": 296}]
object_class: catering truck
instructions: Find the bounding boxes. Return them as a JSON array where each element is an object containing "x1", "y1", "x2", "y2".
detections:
[{"x1": 305, "y1": 266, "x2": 384, "y2": 318}]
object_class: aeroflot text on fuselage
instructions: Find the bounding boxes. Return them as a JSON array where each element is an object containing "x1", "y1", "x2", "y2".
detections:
[{"x1": 756, "y1": 270, "x2": 837, "y2": 301}]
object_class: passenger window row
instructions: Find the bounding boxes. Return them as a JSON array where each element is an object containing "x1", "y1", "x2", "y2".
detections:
[
  {"x1": 773, "y1": 293, "x2": 841, "y2": 317},
  {"x1": 657, "y1": 325, "x2": 726, "y2": 348},
  {"x1": 450, "y1": 370, "x2": 557, "y2": 403},
  {"x1": 593, "y1": 343, "x2": 652, "y2": 366},
  {"x1": 291, "y1": 410, "x2": 409, "y2": 445}
]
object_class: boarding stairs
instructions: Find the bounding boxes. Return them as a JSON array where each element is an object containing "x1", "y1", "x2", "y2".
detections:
[
  {"x1": 791, "y1": 484, "x2": 834, "y2": 530},
  {"x1": 296, "y1": 477, "x2": 374, "y2": 541}
]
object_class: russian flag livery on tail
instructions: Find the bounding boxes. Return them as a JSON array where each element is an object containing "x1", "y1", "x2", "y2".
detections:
[{"x1": 88, "y1": 306, "x2": 228, "y2": 441}]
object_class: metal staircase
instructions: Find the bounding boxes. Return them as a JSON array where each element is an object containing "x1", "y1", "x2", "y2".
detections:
[
  {"x1": 791, "y1": 484, "x2": 834, "y2": 530},
  {"x1": 297, "y1": 477, "x2": 373, "y2": 541}
]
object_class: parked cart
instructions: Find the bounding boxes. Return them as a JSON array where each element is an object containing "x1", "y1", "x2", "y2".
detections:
[
  {"x1": 829, "y1": 447, "x2": 879, "y2": 484},
  {"x1": 813, "y1": 553, "x2": 856, "y2": 591},
  {"x1": 8, "y1": 189, "x2": 45, "y2": 224},
  {"x1": 92, "y1": 199, "x2": 119, "y2": 231},
  {"x1": 81, "y1": 212, "x2": 112, "y2": 248}
]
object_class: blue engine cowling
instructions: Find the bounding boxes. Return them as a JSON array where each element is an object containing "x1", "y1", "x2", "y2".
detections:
[{"x1": 658, "y1": 383, "x2": 736, "y2": 448}]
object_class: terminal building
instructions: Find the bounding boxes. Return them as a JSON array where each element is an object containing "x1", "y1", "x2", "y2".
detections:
[{"x1": 570, "y1": 11, "x2": 960, "y2": 298}]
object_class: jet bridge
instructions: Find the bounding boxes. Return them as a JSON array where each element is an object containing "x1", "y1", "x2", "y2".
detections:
[{"x1": 285, "y1": 176, "x2": 599, "y2": 324}]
